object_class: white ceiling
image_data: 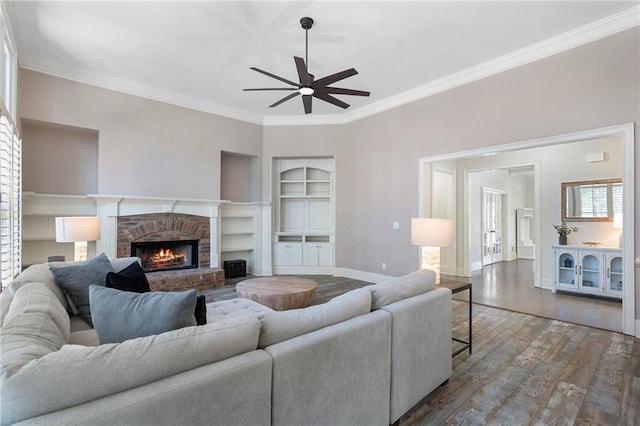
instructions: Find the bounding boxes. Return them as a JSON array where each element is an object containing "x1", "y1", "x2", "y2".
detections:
[{"x1": 6, "y1": 1, "x2": 639, "y2": 125}]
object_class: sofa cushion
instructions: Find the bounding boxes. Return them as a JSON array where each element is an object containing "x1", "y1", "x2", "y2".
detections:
[
  {"x1": 258, "y1": 287, "x2": 372, "y2": 348},
  {"x1": 49, "y1": 253, "x2": 114, "y2": 326},
  {"x1": 68, "y1": 329, "x2": 100, "y2": 346},
  {"x1": 89, "y1": 285, "x2": 197, "y2": 344},
  {"x1": 369, "y1": 269, "x2": 436, "y2": 310},
  {"x1": 109, "y1": 256, "x2": 142, "y2": 273},
  {"x1": 207, "y1": 298, "x2": 275, "y2": 323},
  {"x1": 0, "y1": 283, "x2": 70, "y2": 374},
  {"x1": 105, "y1": 260, "x2": 150, "y2": 293},
  {"x1": 0, "y1": 315, "x2": 262, "y2": 425},
  {"x1": 3, "y1": 264, "x2": 70, "y2": 318}
]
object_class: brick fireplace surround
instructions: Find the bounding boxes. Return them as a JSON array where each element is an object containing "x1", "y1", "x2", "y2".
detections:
[
  {"x1": 91, "y1": 195, "x2": 226, "y2": 292},
  {"x1": 116, "y1": 213, "x2": 223, "y2": 292}
]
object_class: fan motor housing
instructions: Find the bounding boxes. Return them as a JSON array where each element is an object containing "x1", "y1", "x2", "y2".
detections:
[{"x1": 300, "y1": 17, "x2": 314, "y2": 30}]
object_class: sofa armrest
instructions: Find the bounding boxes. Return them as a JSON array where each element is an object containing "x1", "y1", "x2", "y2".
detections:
[
  {"x1": 265, "y1": 310, "x2": 392, "y2": 426},
  {"x1": 382, "y1": 287, "x2": 452, "y2": 423}
]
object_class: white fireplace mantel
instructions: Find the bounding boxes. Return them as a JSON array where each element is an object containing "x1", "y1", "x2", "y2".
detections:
[{"x1": 88, "y1": 194, "x2": 227, "y2": 267}]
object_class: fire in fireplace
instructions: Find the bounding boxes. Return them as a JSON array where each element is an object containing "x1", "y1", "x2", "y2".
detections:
[{"x1": 131, "y1": 240, "x2": 199, "y2": 272}]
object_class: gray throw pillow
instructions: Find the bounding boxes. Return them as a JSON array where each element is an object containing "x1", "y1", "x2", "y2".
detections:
[
  {"x1": 50, "y1": 253, "x2": 115, "y2": 326},
  {"x1": 89, "y1": 285, "x2": 197, "y2": 344}
]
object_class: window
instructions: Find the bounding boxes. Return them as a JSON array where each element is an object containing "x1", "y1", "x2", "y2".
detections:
[{"x1": 0, "y1": 7, "x2": 20, "y2": 288}]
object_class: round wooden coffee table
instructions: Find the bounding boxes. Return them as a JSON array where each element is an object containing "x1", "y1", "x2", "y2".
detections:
[{"x1": 236, "y1": 277, "x2": 317, "y2": 311}]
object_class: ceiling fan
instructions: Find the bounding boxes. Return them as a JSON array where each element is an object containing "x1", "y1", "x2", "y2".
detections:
[{"x1": 244, "y1": 17, "x2": 370, "y2": 114}]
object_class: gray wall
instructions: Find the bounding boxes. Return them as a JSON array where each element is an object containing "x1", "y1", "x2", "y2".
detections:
[
  {"x1": 263, "y1": 28, "x2": 639, "y2": 278},
  {"x1": 19, "y1": 70, "x2": 263, "y2": 199}
]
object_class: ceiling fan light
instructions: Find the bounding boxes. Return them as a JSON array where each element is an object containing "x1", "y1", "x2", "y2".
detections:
[{"x1": 299, "y1": 87, "x2": 314, "y2": 95}]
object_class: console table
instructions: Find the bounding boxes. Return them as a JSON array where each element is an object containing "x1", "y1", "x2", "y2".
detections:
[{"x1": 436, "y1": 280, "x2": 472, "y2": 357}]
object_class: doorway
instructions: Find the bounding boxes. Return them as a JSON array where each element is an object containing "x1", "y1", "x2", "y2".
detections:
[
  {"x1": 418, "y1": 124, "x2": 635, "y2": 336},
  {"x1": 481, "y1": 188, "x2": 506, "y2": 267}
]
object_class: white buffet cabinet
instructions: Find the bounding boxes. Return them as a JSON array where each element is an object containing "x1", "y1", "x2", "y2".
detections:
[{"x1": 552, "y1": 245, "x2": 623, "y2": 299}]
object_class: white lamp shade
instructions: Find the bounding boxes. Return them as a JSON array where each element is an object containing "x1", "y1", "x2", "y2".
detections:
[
  {"x1": 411, "y1": 218, "x2": 454, "y2": 247},
  {"x1": 612, "y1": 212, "x2": 622, "y2": 229},
  {"x1": 55, "y1": 217, "x2": 101, "y2": 243}
]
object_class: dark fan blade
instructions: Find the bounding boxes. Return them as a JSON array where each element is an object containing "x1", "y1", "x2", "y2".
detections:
[
  {"x1": 316, "y1": 87, "x2": 370, "y2": 97},
  {"x1": 302, "y1": 95, "x2": 312, "y2": 114},
  {"x1": 294, "y1": 57, "x2": 311, "y2": 86},
  {"x1": 243, "y1": 88, "x2": 298, "y2": 91},
  {"x1": 269, "y1": 92, "x2": 300, "y2": 108},
  {"x1": 314, "y1": 92, "x2": 350, "y2": 109},
  {"x1": 250, "y1": 67, "x2": 299, "y2": 87},
  {"x1": 313, "y1": 68, "x2": 358, "y2": 88}
]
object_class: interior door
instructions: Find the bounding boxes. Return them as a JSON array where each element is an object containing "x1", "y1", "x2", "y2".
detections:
[{"x1": 482, "y1": 188, "x2": 504, "y2": 266}]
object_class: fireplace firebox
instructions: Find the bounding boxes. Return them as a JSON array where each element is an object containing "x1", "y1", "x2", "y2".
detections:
[{"x1": 131, "y1": 240, "x2": 199, "y2": 272}]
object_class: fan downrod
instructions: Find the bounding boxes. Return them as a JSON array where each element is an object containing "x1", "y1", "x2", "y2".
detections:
[{"x1": 300, "y1": 17, "x2": 313, "y2": 30}]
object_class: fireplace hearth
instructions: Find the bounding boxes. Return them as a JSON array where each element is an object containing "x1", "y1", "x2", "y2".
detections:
[{"x1": 131, "y1": 240, "x2": 199, "y2": 272}]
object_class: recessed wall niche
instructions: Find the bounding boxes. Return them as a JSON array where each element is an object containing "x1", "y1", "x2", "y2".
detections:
[
  {"x1": 220, "y1": 151, "x2": 259, "y2": 202},
  {"x1": 22, "y1": 119, "x2": 98, "y2": 195}
]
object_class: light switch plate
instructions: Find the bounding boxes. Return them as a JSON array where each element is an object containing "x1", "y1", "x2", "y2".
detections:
[{"x1": 392, "y1": 222, "x2": 400, "y2": 229}]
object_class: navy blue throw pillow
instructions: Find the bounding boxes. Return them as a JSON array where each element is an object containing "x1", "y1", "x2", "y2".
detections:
[{"x1": 106, "y1": 261, "x2": 151, "y2": 293}]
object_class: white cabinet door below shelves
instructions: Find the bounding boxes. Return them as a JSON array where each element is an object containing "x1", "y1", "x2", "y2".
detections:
[
  {"x1": 274, "y1": 244, "x2": 303, "y2": 266},
  {"x1": 303, "y1": 244, "x2": 333, "y2": 267}
]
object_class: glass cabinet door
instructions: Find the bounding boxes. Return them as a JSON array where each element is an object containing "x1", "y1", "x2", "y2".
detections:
[
  {"x1": 606, "y1": 253, "x2": 623, "y2": 296},
  {"x1": 557, "y1": 250, "x2": 577, "y2": 288},
  {"x1": 579, "y1": 253, "x2": 601, "y2": 293}
]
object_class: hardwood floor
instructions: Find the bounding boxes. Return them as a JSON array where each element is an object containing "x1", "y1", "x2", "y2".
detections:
[
  {"x1": 201, "y1": 273, "x2": 639, "y2": 424},
  {"x1": 443, "y1": 259, "x2": 623, "y2": 332},
  {"x1": 399, "y1": 300, "x2": 640, "y2": 425}
]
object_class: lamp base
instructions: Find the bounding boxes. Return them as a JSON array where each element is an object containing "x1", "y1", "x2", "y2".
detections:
[
  {"x1": 421, "y1": 246, "x2": 441, "y2": 284},
  {"x1": 74, "y1": 241, "x2": 88, "y2": 262}
]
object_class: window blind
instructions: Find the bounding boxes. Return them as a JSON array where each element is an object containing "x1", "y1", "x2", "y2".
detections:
[{"x1": 0, "y1": 112, "x2": 20, "y2": 288}]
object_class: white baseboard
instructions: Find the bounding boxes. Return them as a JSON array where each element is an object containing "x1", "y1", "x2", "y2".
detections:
[
  {"x1": 539, "y1": 277, "x2": 553, "y2": 290},
  {"x1": 471, "y1": 261, "x2": 483, "y2": 272},
  {"x1": 333, "y1": 267, "x2": 390, "y2": 283}
]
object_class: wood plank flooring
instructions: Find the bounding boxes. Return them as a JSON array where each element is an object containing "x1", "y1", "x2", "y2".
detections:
[
  {"x1": 400, "y1": 301, "x2": 639, "y2": 425},
  {"x1": 200, "y1": 275, "x2": 639, "y2": 425}
]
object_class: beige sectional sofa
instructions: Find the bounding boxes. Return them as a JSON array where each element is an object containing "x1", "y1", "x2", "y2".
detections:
[{"x1": 0, "y1": 258, "x2": 452, "y2": 425}]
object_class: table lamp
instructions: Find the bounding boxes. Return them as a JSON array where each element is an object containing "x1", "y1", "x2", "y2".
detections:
[
  {"x1": 55, "y1": 216, "x2": 101, "y2": 261},
  {"x1": 411, "y1": 217, "x2": 454, "y2": 284},
  {"x1": 612, "y1": 212, "x2": 622, "y2": 248}
]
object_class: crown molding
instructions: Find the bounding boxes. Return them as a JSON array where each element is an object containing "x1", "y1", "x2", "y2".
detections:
[
  {"x1": 19, "y1": 54, "x2": 265, "y2": 126},
  {"x1": 14, "y1": 5, "x2": 640, "y2": 128},
  {"x1": 264, "y1": 5, "x2": 640, "y2": 126}
]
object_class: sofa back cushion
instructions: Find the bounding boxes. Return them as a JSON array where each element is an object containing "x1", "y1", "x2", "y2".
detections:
[
  {"x1": 0, "y1": 315, "x2": 261, "y2": 425},
  {"x1": 258, "y1": 288, "x2": 372, "y2": 348},
  {"x1": 369, "y1": 269, "x2": 436, "y2": 310},
  {"x1": 0, "y1": 283, "x2": 70, "y2": 374},
  {"x1": 0, "y1": 257, "x2": 142, "y2": 326},
  {"x1": 1, "y1": 264, "x2": 70, "y2": 324}
]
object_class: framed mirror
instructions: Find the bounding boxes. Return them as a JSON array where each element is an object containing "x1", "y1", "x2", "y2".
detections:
[{"x1": 561, "y1": 178, "x2": 622, "y2": 222}]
